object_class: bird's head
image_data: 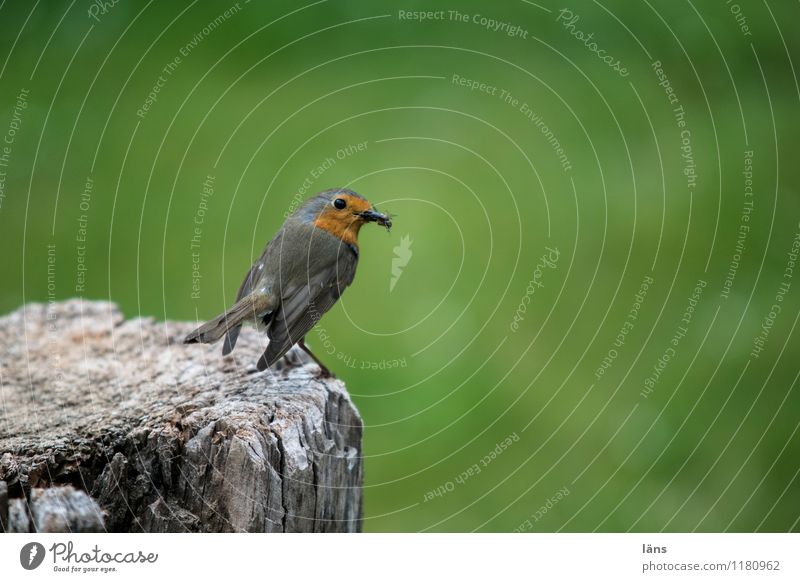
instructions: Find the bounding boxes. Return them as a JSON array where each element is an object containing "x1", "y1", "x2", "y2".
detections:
[{"x1": 302, "y1": 188, "x2": 391, "y2": 246}]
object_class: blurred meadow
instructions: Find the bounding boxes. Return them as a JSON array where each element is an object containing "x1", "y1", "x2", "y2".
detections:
[{"x1": 1, "y1": 0, "x2": 799, "y2": 531}]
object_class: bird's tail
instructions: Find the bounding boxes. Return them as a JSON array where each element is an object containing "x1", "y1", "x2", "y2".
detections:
[{"x1": 184, "y1": 295, "x2": 263, "y2": 346}]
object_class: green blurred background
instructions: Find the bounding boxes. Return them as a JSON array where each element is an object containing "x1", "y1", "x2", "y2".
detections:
[{"x1": 1, "y1": 0, "x2": 799, "y2": 531}]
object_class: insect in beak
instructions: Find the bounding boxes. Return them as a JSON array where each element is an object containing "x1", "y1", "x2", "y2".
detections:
[{"x1": 358, "y1": 209, "x2": 392, "y2": 231}]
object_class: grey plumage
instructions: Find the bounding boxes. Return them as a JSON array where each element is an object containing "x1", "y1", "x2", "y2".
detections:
[{"x1": 184, "y1": 189, "x2": 388, "y2": 375}]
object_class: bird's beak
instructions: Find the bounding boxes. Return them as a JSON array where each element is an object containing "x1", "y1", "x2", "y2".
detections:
[{"x1": 359, "y1": 208, "x2": 392, "y2": 230}]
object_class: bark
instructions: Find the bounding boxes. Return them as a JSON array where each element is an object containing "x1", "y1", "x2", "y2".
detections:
[{"x1": 0, "y1": 300, "x2": 363, "y2": 532}]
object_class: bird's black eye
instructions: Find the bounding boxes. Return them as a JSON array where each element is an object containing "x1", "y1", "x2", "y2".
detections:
[{"x1": 333, "y1": 198, "x2": 346, "y2": 210}]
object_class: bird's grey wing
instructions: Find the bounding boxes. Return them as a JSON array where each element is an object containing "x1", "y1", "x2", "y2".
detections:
[
  {"x1": 258, "y1": 248, "x2": 357, "y2": 370},
  {"x1": 236, "y1": 227, "x2": 288, "y2": 300},
  {"x1": 222, "y1": 238, "x2": 277, "y2": 355},
  {"x1": 235, "y1": 260, "x2": 260, "y2": 300}
]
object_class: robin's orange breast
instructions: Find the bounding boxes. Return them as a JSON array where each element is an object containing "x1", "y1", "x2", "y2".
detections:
[{"x1": 313, "y1": 215, "x2": 361, "y2": 248}]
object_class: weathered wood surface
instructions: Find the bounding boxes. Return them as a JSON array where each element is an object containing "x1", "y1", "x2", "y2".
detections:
[
  {"x1": 1, "y1": 485, "x2": 105, "y2": 533},
  {"x1": 0, "y1": 300, "x2": 363, "y2": 532}
]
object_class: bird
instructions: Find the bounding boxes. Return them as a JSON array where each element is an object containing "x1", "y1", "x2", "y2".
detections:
[{"x1": 184, "y1": 188, "x2": 391, "y2": 377}]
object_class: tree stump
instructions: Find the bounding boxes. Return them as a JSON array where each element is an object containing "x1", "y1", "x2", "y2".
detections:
[
  {"x1": 1, "y1": 484, "x2": 105, "y2": 533},
  {"x1": 0, "y1": 300, "x2": 363, "y2": 532}
]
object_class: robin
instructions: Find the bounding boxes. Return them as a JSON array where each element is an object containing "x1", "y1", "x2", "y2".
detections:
[{"x1": 184, "y1": 188, "x2": 391, "y2": 377}]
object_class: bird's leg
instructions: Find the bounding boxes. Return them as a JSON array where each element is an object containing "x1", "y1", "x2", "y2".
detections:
[
  {"x1": 282, "y1": 348, "x2": 303, "y2": 368},
  {"x1": 298, "y1": 339, "x2": 334, "y2": 378}
]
